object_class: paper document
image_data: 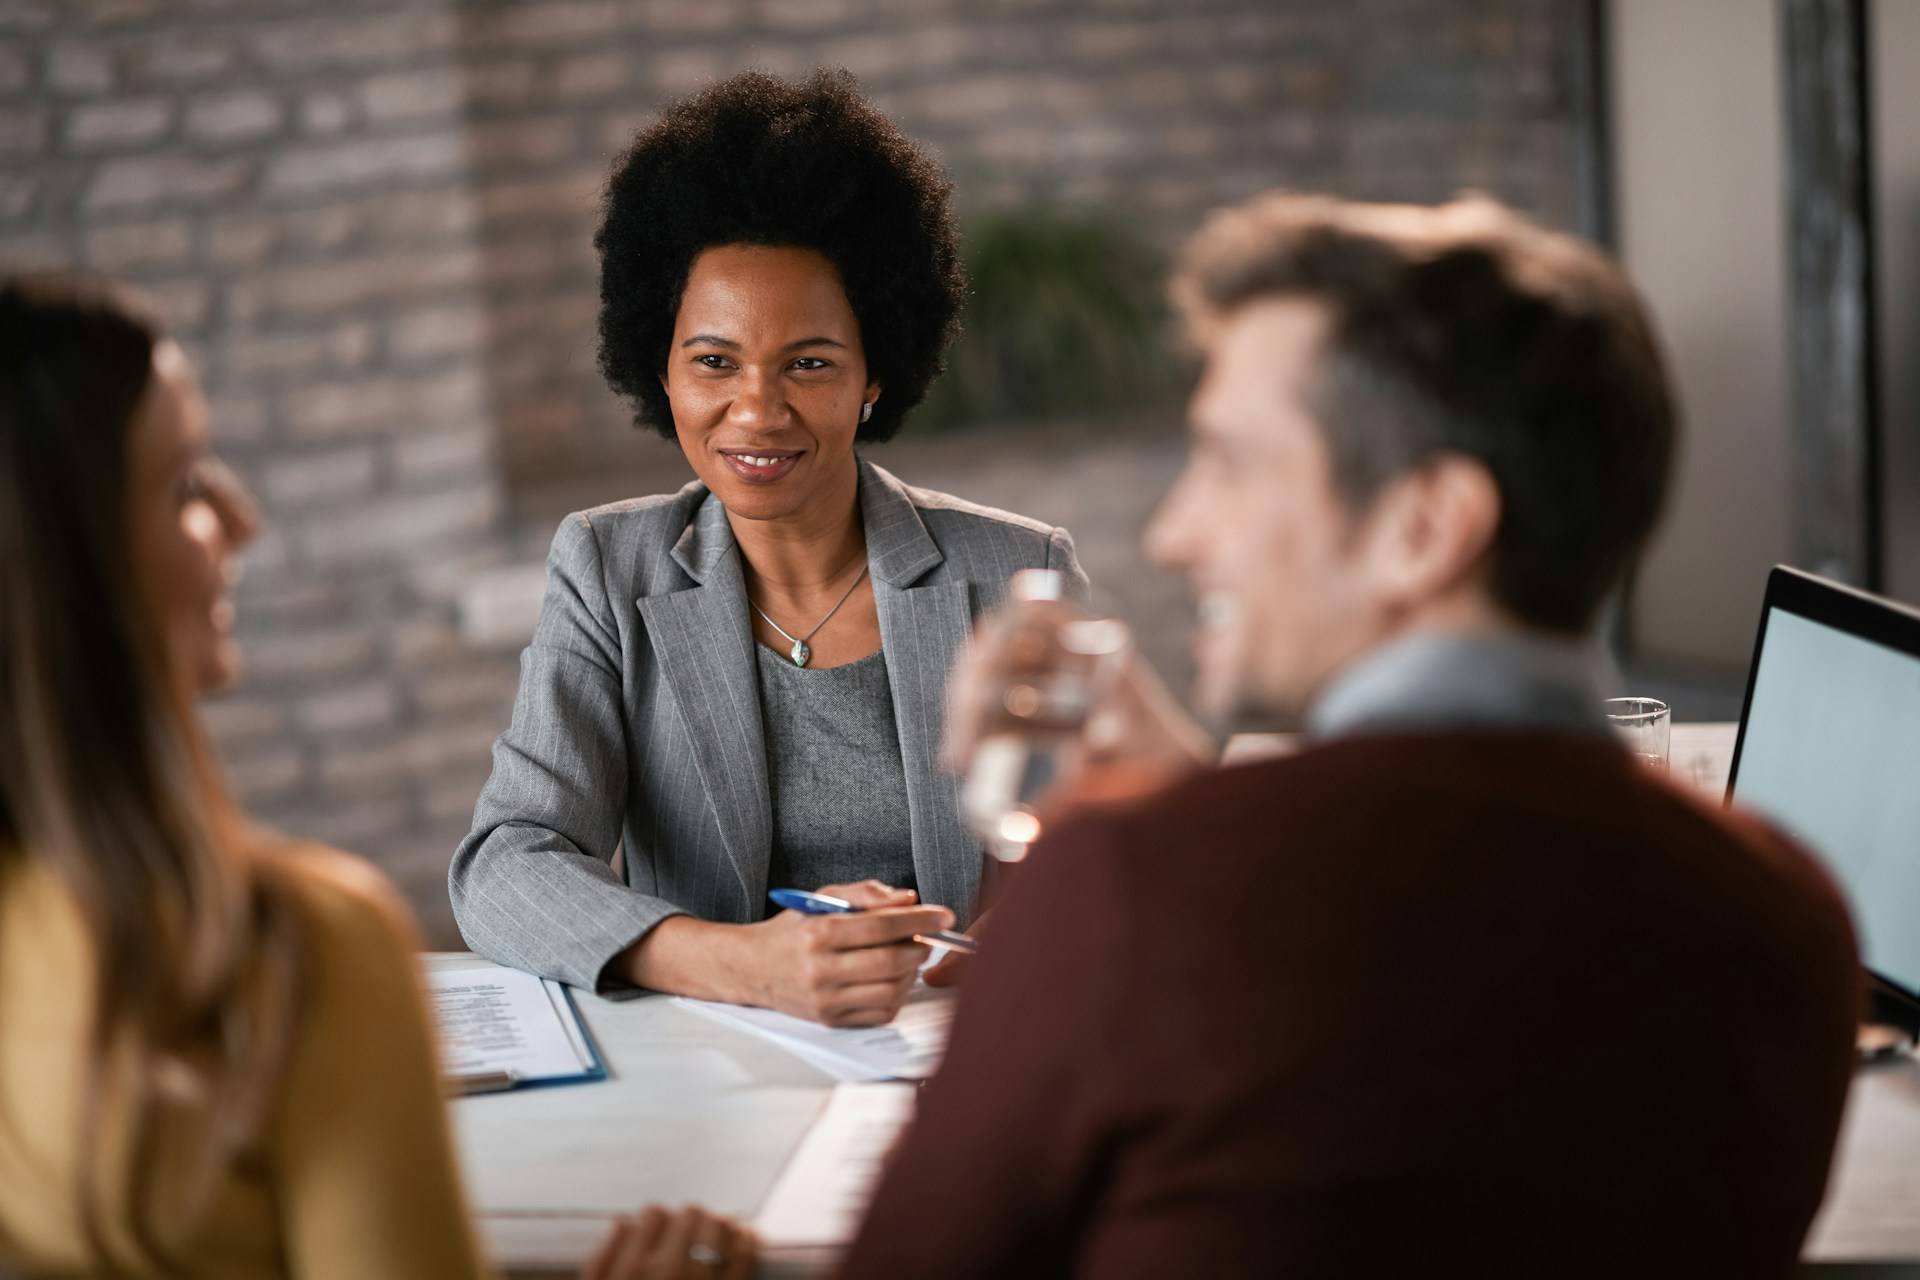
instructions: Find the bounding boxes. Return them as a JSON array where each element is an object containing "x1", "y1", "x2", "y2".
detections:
[
  {"x1": 756, "y1": 1083, "x2": 918, "y2": 1248},
  {"x1": 674, "y1": 985, "x2": 955, "y2": 1082},
  {"x1": 426, "y1": 960, "x2": 601, "y2": 1088}
]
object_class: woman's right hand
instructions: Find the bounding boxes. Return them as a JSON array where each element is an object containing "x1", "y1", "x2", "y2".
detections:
[
  {"x1": 744, "y1": 880, "x2": 950, "y2": 1027},
  {"x1": 623, "y1": 881, "x2": 951, "y2": 1026},
  {"x1": 583, "y1": 1205, "x2": 755, "y2": 1280}
]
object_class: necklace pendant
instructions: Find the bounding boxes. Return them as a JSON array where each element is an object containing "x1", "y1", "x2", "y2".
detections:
[{"x1": 790, "y1": 639, "x2": 811, "y2": 668}]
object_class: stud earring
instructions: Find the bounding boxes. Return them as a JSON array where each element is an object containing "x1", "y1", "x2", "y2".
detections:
[{"x1": 860, "y1": 403, "x2": 873, "y2": 424}]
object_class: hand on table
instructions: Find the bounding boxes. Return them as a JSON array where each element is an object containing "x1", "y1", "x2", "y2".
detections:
[
  {"x1": 622, "y1": 880, "x2": 953, "y2": 1024},
  {"x1": 751, "y1": 880, "x2": 952, "y2": 1027},
  {"x1": 583, "y1": 1205, "x2": 755, "y2": 1280}
]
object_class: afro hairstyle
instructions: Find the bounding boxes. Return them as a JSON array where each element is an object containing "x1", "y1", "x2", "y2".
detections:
[{"x1": 595, "y1": 68, "x2": 966, "y2": 444}]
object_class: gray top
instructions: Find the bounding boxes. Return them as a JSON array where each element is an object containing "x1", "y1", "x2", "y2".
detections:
[
  {"x1": 755, "y1": 643, "x2": 916, "y2": 913},
  {"x1": 1305, "y1": 627, "x2": 1617, "y2": 741}
]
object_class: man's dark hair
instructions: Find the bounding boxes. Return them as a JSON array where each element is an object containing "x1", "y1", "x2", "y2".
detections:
[
  {"x1": 596, "y1": 68, "x2": 965, "y2": 444},
  {"x1": 1173, "y1": 193, "x2": 1678, "y2": 634}
]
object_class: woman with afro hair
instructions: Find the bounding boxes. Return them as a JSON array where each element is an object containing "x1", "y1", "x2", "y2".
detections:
[{"x1": 451, "y1": 69, "x2": 1087, "y2": 1028}]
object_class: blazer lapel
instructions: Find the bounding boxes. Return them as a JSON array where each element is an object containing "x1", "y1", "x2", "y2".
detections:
[
  {"x1": 634, "y1": 494, "x2": 771, "y2": 911},
  {"x1": 862, "y1": 461, "x2": 987, "y2": 923}
]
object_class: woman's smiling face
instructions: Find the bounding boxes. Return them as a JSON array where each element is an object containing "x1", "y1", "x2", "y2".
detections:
[
  {"x1": 663, "y1": 243, "x2": 879, "y2": 527},
  {"x1": 128, "y1": 341, "x2": 259, "y2": 696}
]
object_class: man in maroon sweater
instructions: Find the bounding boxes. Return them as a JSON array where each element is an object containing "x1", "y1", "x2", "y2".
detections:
[{"x1": 842, "y1": 195, "x2": 1860, "y2": 1277}]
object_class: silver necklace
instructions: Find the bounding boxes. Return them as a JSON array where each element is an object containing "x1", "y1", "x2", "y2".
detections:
[{"x1": 748, "y1": 562, "x2": 871, "y2": 668}]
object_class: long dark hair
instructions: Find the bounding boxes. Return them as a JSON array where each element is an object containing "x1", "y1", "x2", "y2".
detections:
[{"x1": 0, "y1": 274, "x2": 302, "y2": 1271}]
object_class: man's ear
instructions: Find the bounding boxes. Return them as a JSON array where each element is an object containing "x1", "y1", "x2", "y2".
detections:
[{"x1": 1362, "y1": 454, "x2": 1502, "y2": 608}]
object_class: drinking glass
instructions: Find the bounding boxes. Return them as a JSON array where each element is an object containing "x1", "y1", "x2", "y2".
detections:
[
  {"x1": 1605, "y1": 696, "x2": 1670, "y2": 770},
  {"x1": 959, "y1": 570, "x2": 1131, "y2": 862}
]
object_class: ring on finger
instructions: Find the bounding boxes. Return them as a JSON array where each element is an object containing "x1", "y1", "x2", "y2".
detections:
[{"x1": 687, "y1": 1242, "x2": 723, "y2": 1267}]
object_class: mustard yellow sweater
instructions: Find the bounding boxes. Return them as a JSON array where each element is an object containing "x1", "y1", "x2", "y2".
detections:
[{"x1": 0, "y1": 846, "x2": 492, "y2": 1278}]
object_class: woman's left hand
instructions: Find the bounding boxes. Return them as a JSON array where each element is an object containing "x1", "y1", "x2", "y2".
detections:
[
  {"x1": 923, "y1": 909, "x2": 988, "y2": 988},
  {"x1": 582, "y1": 1204, "x2": 756, "y2": 1280}
]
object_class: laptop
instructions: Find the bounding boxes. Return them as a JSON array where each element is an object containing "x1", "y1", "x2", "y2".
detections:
[{"x1": 1726, "y1": 566, "x2": 1920, "y2": 1031}]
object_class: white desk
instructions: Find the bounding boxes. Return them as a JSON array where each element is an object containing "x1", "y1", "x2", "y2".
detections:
[
  {"x1": 443, "y1": 723, "x2": 1920, "y2": 1275},
  {"x1": 435, "y1": 952, "x2": 845, "y2": 1279}
]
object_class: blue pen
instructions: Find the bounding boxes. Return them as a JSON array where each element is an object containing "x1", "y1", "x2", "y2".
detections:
[{"x1": 769, "y1": 888, "x2": 980, "y2": 956}]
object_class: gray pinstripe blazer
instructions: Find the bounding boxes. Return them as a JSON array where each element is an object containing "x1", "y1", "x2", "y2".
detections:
[{"x1": 449, "y1": 459, "x2": 1088, "y2": 991}]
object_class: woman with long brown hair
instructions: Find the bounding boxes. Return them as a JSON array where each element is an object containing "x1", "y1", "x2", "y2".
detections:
[{"x1": 0, "y1": 275, "x2": 753, "y2": 1278}]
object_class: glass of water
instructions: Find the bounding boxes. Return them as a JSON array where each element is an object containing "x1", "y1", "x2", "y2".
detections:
[
  {"x1": 1605, "y1": 696, "x2": 1670, "y2": 770},
  {"x1": 959, "y1": 570, "x2": 1131, "y2": 862}
]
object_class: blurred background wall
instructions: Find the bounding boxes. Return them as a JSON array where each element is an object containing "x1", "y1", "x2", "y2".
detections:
[
  {"x1": 1876, "y1": 0, "x2": 1920, "y2": 609},
  {"x1": 0, "y1": 0, "x2": 1612, "y2": 942},
  {"x1": 1608, "y1": 0, "x2": 1917, "y2": 699},
  {"x1": 1610, "y1": 0, "x2": 1793, "y2": 673}
]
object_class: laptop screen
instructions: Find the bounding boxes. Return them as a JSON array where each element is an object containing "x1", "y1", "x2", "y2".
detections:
[{"x1": 1729, "y1": 573, "x2": 1920, "y2": 1000}]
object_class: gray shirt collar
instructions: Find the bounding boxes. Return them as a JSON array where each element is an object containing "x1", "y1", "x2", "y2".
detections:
[
  {"x1": 669, "y1": 458, "x2": 944, "y2": 588},
  {"x1": 1304, "y1": 627, "x2": 1616, "y2": 742}
]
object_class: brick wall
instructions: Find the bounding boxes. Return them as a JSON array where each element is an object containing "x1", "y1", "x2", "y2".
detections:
[
  {"x1": 0, "y1": 0, "x2": 1591, "y2": 945},
  {"x1": 464, "y1": 0, "x2": 1591, "y2": 495}
]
